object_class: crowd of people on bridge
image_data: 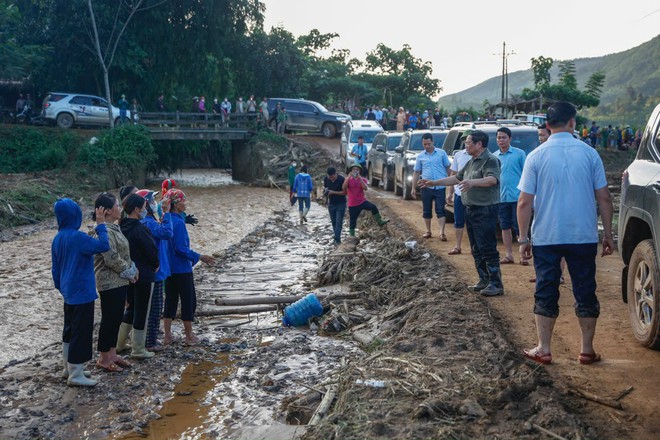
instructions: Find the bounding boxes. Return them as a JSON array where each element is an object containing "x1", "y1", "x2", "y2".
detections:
[{"x1": 52, "y1": 179, "x2": 214, "y2": 386}]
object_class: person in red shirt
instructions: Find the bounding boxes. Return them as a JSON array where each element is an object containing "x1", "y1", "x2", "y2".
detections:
[{"x1": 341, "y1": 163, "x2": 389, "y2": 236}]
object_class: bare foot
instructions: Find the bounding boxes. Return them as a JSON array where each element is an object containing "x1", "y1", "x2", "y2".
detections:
[
  {"x1": 185, "y1": 334, "x2": 200, "y2": 346},
  {"x1": 163, "y1": 333, "x2": 174, "y2": 345}
]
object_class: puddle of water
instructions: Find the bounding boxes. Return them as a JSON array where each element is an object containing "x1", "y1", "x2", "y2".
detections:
[{"x1": 119, "y1": 354, "x2": 236, "y2": 440}]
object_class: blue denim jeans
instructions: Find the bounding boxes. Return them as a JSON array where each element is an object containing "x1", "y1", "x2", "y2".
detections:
[
  {"x1": 421, "y1": 187, "x2": 446, "y2": 219},
  {"x1": 532, "y1": 243, "x2": 599, "y2": 318},
  {"x1": 297, "y1": 196, "x2": 311, "y2": 212},
  {"x1": 464, "y1": 204, "x2": 502, "y2": 287},
  {"x1": 328, "y1": 203, "x2": 346, "y2": 243}
]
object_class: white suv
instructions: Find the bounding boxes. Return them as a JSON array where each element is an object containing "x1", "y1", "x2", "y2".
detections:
[
  {"x1": 42, "y1": 92, "x2": 129, "y2": 129},
  {"x1": 339, "y1": 120, "x2": 384, "y2": 173}
]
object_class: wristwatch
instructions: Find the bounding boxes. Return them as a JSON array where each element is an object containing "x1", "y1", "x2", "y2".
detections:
[{"x1": 518, "y1": 238, "x2": 530, "y2": 245}]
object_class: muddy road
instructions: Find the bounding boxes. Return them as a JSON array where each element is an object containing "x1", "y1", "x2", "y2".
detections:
[
  {"x1": 0, "y1": 136, "x2": 658, "y2": 440},
  {"x1": 306, "y1": 134, "x2": 660, "y2": 439}
]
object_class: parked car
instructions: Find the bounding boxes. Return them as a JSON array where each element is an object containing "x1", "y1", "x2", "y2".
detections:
[
  {"x1": 339, "y1": 120, "x2": 384, "y2": 173},
  {"x1": 441, "y1": 120, "x2": 540, "y2": 159},
  {"x1": 366, "y1": 132, "x2": 403, "y2": 191},
  {"x1": 618, "y1": 102, "x2": 660, "y2": 349},
  {"x1": 393, "y1": 129, "x2": 449, "y2": 200},
  {"x1": 267, "y1": 98, "x2": 350, "y2": 138},
  {"x1": 41, "y1": 92, "x2": 129, "y2": 129}
]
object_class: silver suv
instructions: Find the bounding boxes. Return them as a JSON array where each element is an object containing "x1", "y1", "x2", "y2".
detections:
[
  {"x1": 41, "y1": 92, "x2": 128, "y2": 128},
  {"x1": 619, "y1": 102, "x2": 660, "y2": 349}
]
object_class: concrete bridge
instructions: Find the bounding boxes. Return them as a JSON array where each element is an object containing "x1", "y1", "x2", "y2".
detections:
[{"x1": 139, "y1": 112, "x2": 262, "y2": 182}]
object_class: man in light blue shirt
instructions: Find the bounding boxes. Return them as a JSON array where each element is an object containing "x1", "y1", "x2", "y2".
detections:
[
  {"x1": 350, "y1": 136, "x2": 368, "y2": 177},
  {"x1": 411, "y1": 133, "x2": 451, "y2": 240},
  {"x1": 517, "y1": 101, "x2": 614, "y2": 366},
  {"x1": 493, "y1": 127, "x2": 527, "y2": 264}
]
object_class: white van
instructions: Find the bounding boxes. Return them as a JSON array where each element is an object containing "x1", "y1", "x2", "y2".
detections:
[{"x1": 339, "y1": 120, "x2": 384, "y2": 173}]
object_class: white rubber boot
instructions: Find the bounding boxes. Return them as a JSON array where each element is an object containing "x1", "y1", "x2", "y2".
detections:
[
  {"x1": 62, "y1": 343, "x2": 91, "y2": 378},
  {"x1": 130, "y1": 329, "x2": 155, "y2": 359},
  {"x1": 299, "y1": 212, "x2": 304, "y2": 225},
  {"x1": 116, "y1": 322, "x2": 132, "y2": 352},
  {"x1": 302, "y1": 208, "x2": 309, "y2": 222},
  {"x1": 67, "y1": 363, "x2": 97, "y2": 387}
]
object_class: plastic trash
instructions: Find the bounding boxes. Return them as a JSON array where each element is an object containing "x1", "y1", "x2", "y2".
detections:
[
  {"x1": 355, "y1": 379, "x2": 387, "y2": 388},
  {"x1": 404, "y1": 240, "x2": 417, "y2": 250},
  {"x1": 282, "y1": 293, "x2": 324, "y2": 327}
]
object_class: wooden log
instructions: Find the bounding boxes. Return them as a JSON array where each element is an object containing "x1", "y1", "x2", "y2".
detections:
[
  {"x1": 614, "y1": 386, "x2": 634, "y2": 401},
  {"x1": 308, "y1": 386, "x2": 337, "y2": 426},
  {"x1": 214, "y1": 292, "x2": 358, "y2": 307},
  {"x1": 196, "y1": 305, "x2": 278, "y2": 316},
  {"x1": 569, "y1": 387, "x2": 623, "y2": 410},
  {"x1": 531, "y1": 424, "x2": 569, "y2": 440}
]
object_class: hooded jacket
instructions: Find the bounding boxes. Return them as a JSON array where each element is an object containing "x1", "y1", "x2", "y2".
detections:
[
  {"x1": 120, "y1": 217, "x2": 159, "y2": 283},
  {"x1": 142, "y1": 213, "x2": 173, "y2": 281},
  {"x1": 168, "y1": 212, "x2": 200, "y2": 274},
  {"x1": 292, "y1": 172, "x2": 313, "y2": 198},
  {"x1": 51, "y1": 198, "x2": 110, "y2": 305}
]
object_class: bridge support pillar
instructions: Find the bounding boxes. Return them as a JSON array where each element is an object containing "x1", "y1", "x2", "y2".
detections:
[{"x1": 231, "y1": 140, "x2": 261, "y2": 182}]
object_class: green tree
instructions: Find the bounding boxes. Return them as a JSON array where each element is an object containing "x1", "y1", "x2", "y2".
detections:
[
  {"x1": 558, "y1": 60, "x2": 578, "y2": 89},
  {"x1": 584, "y1": 71, "x2": 606, "y2": 99},
  {"x1": 0, "y1": 2, "x2": 49, "y2": 79},
  {"x1": 530, "y1": 56, "x2": 553, "y2": 90}
]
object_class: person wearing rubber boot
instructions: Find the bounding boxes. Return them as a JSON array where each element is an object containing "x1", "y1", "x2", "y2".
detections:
[
  {"x1": 92, "y1": 192, "x2": 136, "y2": 373},
  {"x1": 411, "y1": 132, "x2": 451, "y2": 241},
  {"x1": 120, "y1": 194, "x2": 160, "y2": 359},
  {"x1": 419, "y1": 130, "x2": 504, "y2": 296},
  {"x1": 292, "y1": 165, "x2": 314, "y2": 225},
  {"x1": 52, "y1": 198, "x2": 110, "y2": 386},
  {"x1": 517, "y1": 101, "x2": 614, "y2": 366},
  {"x1": 342, "y1": 163, "x2": 389, "y2": 237},
  {"x1": 164, "y1": 190, "x2": 216, "y2": 345}
]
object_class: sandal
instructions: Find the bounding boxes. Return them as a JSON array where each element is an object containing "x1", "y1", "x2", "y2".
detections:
[
  {"x1": 578, "y1": 352, "x2": 602, "y2": 365},
  {"x1": 422, "y1": 232, "x2": 432, "y2": 239},
  {"x1": 519, "y1": 259, "x2": 529, "y2": 266},
  {"x1": 439, "y1": 234, "x2": 447, "y2": 242},
  {"x1": 448, "y1": 247, "x2": 461, "y2": 255},
  {"x1": 522, "y1": 347, "x2": 552, "y2": 365},
  {"x1": 500, "y1": 256, "x2": 515, "y2": 264},
  {"x1": 113, "y1": 357, "x2": 132, "y2": 368},
  {"x1": 96, "y1": 362, "x2": 124, "y2": 373}
]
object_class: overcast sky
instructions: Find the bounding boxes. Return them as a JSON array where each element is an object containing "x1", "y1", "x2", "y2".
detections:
[{"x1": 262, "y1": 0, "x2": 660, "y2": 97}]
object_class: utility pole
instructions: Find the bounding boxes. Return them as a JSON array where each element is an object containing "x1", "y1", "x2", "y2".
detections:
[{"x1": 493, "y1": 42, "x2": 516, "y2": 116}]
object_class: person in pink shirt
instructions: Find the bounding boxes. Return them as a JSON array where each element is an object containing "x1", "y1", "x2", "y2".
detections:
[{"x1": 342, "y1": 163, "x2": 389, "y2": 236}]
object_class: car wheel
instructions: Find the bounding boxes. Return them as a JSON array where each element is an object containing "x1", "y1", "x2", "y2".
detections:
[
  {"x1": 627, "y1": 239, "x2": 660, "y2": 348},
  {"x1": 56, "y1": 113, "x2": 74, "y2": 129},
  {"x1": 322, "y1": 123, "x2": 336, "y2": 138},
  {"x1": 369, "y1": 164, "x2": 379, "y2": 187},
  {"x1": 394, "y1": 167, "x2": 402, "y2": 196},
  {"x1": 383, "y1": 166, "x2": 394, "y2": 191},
  {"x1": 114, "y1": 117, "x2": 121, "y2": 127},
  {"x1": 402, "y1": 171, "x2": 413, "y2": 200}
]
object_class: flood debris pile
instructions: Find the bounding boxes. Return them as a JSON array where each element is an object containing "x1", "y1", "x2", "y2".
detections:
[
  {"x1": 252, "y1": 134, "x2": 338, "y2": 190},
  {"x1": 297, "y1": 219, "x2": 600, "y2": 440}
]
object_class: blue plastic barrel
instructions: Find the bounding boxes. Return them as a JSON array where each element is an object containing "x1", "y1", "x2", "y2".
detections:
[{"x1": 282, "y1": 293, "x2": 324, "y2": 327}]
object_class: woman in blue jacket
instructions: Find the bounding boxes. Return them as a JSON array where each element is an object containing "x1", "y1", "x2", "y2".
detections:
[
  {"x1": 120, "y1": 194, "x2": 160, "y2": 359},
  {"x1": 51, "y1": 198, "x2": 110, "y2": 386},
  {"x1": 137, "y1": 189, "x2": 173, "y2": 351},
  {"x1": 163, "y1": 189, "x2": 215, "y2": 346}
]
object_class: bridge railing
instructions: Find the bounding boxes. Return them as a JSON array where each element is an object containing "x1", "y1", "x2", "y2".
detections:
[{"x1": 138, "y1": 112, "x2": 262, "y2": 130}]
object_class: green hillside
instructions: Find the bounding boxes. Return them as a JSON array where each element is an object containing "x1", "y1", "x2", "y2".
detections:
[{"x1": 439, "y1": 34, "x2": 660, "y2": 127}]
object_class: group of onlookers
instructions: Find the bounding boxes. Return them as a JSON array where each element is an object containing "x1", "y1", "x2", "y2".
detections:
[
  {"x1": 582, "y1": 121, "x2": 641, "y2": 150},
  {"x1": 51, "y1": 180, "x2": 215, "y2": 386}
]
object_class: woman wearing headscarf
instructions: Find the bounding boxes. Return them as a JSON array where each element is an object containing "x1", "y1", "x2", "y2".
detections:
[
  {"x1": 52, "y1": 199, "x2": 109, "y2": 386},
  {"x1": 163, "y1": 189, "x2": 215, "y2": 345},
  {"x1": 119, "y1": 194, "x2": 159, "y2": 359},
  {"x1": 91, "y1": 192, "x2": 136, "y2": 372},
  {"x1": 137, "y1": 189, "x2": 173, "y2": 351}
]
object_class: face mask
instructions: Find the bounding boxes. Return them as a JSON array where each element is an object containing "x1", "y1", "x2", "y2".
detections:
[
  {"x1": 139, "y1": 208, "x2": 147, "y2": 220},
  {"x1": 292, "y1": 162, "x2": 296, "y2": 167},
  {"x1": 149, "y1": 202, "x2": 158, "y2": 214}
]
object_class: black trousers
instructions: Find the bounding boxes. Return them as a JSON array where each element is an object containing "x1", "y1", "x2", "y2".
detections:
[
  {"x1": 62, "y1": 301, "x2": 95, "y2": 364},
  {"x1": 122, "y1": 281, "x2": 153, "y2": 330},
  {"x1": 164, "y1": 272, "x2": 196, "y2": 321},
  {"x1": 98, "y1": 285, "x2": 128, "y2": 352}
]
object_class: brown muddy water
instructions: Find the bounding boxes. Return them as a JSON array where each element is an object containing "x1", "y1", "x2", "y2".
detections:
[{"x1": 0, "y1": 169, "x2": 359, "y2": 440}]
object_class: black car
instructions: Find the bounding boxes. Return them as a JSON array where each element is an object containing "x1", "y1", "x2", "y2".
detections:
[
  {"x1": 392, "y1": 129, "x2": 449, "y2": 200},
  {"x1": 619, "y1": 102, "x2": 660, "y2": 349},
  {"x1": 367, "y1": 132, "x2": 403, "y2": 191},
  {"x1": 267, "y1": 98, "x2": 350, "y2": 138}
]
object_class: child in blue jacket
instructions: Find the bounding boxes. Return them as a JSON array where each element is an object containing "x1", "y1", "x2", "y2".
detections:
[{"x1": 51, "y1": 198, "x2": 110, "y2": 386}]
